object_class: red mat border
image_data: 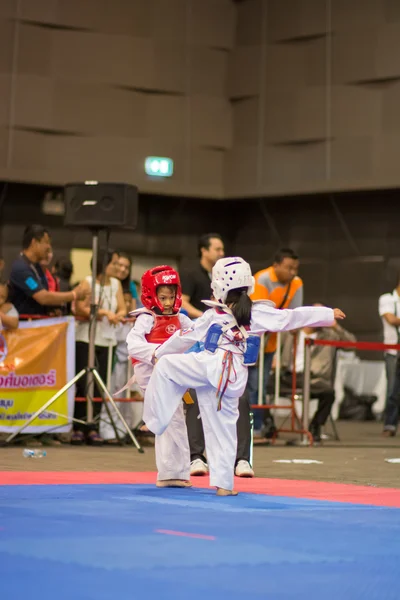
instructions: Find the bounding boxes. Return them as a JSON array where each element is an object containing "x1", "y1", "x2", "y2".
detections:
[{"x1": 1, "y1": 471, "x2": 400, "y2": 508}]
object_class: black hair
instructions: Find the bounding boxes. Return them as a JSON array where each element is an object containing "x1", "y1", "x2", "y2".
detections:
[
  {"x1": 90, "y1": 249, "x2": 113, "y2": 277},
  {"x1": 54, "y1": 257, "x2": 73, "y2": 280},
  {"x1": 116, "y1": 251, "x2": 132, "y2": 264},
  {"x1": 198, "y1": 233, "x2": 223, "y2": 258},
  {"x1": 22, "y1": 225, "x2": 49, "y2": 249},
  {"x1": 225, "y1": 287, "x2": 252, "y2": 327},
  {"x1": 115, "y1": 251, "x2": 132, "y2": 293},
  {"x1": 274, "y1": 248, "x2": 299, "y2": 264}
]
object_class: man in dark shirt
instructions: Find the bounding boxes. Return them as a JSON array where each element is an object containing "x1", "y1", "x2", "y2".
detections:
[
  {"x1": 9, "y1": 224, "x2": 87, "y2": 316},
  {"x1": 180, "y1": 234, "x2": 254, "y2": 479},
  {"x1": 180, "y1": 233, "x2": 224, "y2": 317}
]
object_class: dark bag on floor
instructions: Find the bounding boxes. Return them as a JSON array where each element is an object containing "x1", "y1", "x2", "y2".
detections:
[{"x1": 338, "y1": 386, "x2": 377, "y2": 421}]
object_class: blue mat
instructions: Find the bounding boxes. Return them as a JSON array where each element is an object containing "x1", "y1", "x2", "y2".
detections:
[{"x1": 1, "y1": 484, "x2": 399, "y2": 600}]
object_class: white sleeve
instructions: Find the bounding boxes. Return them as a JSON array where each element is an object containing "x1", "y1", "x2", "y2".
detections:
[
  {"x1": 178, "y1": 313, "x2": 195, "y2": 330},
  {"x1": 379, "y1": 294, "x2": 394, "y2": 317},
  {"x1": 250, "y1": 304, "x2": 335, "y2": 334},
  {"x1": 126, "y1": 313, "x2": 160, "y2": 365},
  {"x1": 156, "y1": 310, "x2": 214, "y2": 358}
]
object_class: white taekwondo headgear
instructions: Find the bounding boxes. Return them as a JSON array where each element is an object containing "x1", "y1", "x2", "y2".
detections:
[{"x1": 211, "y1": 257, "x2": 255, "y2": 304}]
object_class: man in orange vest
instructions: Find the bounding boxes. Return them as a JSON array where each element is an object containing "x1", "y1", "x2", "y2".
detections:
[{"x1": 249, "y1": 248, "x2": 304, "y2": 438}]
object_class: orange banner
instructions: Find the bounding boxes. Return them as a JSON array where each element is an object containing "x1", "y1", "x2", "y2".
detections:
[{"x1": 0, "y1": 317, "x2": 75, "y2": 432}]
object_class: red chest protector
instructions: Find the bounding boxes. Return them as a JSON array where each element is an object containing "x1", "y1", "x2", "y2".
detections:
[{"x1": 131, "y1": 314, "x2": 181, "y2": 365}]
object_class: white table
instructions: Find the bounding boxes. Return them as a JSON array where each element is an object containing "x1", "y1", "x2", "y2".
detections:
[{"x1": 333, "y1": 356, "x2": 386, "y2": 419}]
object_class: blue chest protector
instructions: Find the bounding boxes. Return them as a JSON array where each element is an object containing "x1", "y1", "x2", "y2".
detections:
[{"x1": 204, "y1": 323, "x2": 260, "y2": 366}]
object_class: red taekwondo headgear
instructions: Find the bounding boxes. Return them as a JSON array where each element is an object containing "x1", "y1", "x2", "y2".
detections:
[{"x1": 141, "y1": 265, "x2": 182, "y2": 314}]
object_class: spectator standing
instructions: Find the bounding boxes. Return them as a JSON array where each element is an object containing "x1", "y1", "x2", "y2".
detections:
[
  {"x1": 8, "y1": 225, "x2": 87, "y2": 317},
  {"x1": 249, "y1": 248, "x2": 303, "y2": 438},
  {"x1": 73, "y1": 249, "x2": 126, "y2": 445},
  {"x1": 181, "y1": 233, "x2": 225, "y2": 318},
  {"x1": 180, "y1": 234, "x2": 224, "y2": 473},
  {"x1": 53, "y1": 257, "x2": 74, "y2": 315},
  {"x1": 54, "y1": 258, "x2": 74, "y2": 293},
  {"x1": 108, "y1": 251, "x2": 139, "y2": 432},
  {"x1": 116, "y1": 251, "x2": 138, "y2": 313},
  {"x1": 180, "y1": 234, "x2": 254, "y2": 478},
  {"x1": 379, "y1": 276, "x2": 400, "y2": 426}
]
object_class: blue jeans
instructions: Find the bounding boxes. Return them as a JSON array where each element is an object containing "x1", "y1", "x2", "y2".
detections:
[
  {"x1": 246, "y1": 352, "x2": 275, "y2": 430},
  {"x1": 384, "y1": 355, "x2": 400, "y2": 431}
]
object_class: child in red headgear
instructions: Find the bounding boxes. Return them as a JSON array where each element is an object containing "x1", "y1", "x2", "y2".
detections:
[{"x1": 126, "y1": 265, "x2": 194, "y2": 488}]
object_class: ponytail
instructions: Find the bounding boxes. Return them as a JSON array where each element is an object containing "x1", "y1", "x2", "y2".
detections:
[{"x1": 225, "y1": 287, "x2": 252, "y2": 327}]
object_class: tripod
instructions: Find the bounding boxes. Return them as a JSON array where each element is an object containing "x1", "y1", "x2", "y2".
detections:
[{"x1": 6, "y1": 228, "x2": 143, "y2": 452}]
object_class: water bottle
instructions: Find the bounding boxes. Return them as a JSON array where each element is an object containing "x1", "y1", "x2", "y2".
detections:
[{"x1": 23, "y1": 449, "x2": 47, "y2": 458}]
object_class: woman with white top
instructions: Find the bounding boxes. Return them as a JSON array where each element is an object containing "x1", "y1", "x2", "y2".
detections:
[{"x1": 72, "y1": 250, "x2": 126, "y2": 445}]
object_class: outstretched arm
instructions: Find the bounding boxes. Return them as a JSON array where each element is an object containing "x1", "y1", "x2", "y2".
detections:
[
  {"x1": 250, "y1": 303, "x2": 343, "y2": 334},
  {"x1": 126, "y1": 314, "x2": 159, "y2": 365}
]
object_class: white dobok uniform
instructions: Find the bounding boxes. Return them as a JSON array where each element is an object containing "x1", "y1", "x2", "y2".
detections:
[
  {"x1": 126, "y1": 310, "x2": 194, "y2": 482},
  {"x1": 144, "y1": 302, "x2": 335, "y2": 491}
]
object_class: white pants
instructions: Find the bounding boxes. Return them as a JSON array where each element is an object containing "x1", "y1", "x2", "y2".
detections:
[
  {"x1": 104, "y1": 361, "x2": 190, "y2": 481},
  {"x1": 144, "y1": 353, "x2": 239, "y2": 491}
]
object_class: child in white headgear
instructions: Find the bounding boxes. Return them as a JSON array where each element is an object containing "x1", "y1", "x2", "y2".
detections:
[{"x1": 143, "y1": 257, "x2": 345, "y2": 496}]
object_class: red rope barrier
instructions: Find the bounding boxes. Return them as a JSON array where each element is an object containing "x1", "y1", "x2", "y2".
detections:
[
  {"x1": 305, "y1": 338, "x2": 400, "y2": 351},
  {"x1": 19, "y1": 314, "x2": 53, "y2": 320},
  {"x1": 75, "y1": 397, "x2": 143, "y2": 403}
]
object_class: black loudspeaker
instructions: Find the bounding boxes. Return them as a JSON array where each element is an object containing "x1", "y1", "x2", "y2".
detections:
[{"x1": 64, "y1": 182, "x2": 138, "y2": 230}]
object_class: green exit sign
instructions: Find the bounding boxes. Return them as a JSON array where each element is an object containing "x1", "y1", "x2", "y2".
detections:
[{"x1": 145, "y1": 156, "x2": 174, "y2": 177}]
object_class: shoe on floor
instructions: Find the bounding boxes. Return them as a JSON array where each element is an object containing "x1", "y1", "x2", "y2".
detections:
[
  {"x1": 235, "y1": 460, "x2": 254, "y2": 478},
  {"x1": 310, "y1": 426, "x2": 321, "y2": 443},
  {"x1": 190, "y1": 458, "x2": 209, "y2": 476},
  {"x1": 383, "y1": 429, "x2": 396, "y2": 437}
]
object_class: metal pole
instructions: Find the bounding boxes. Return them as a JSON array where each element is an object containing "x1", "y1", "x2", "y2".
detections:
[
  {"x1": 274, "y1": 331, "x2": 281, "y2": 403},
  {"x1": 106, "y1": 344, "x2": 113, "y2": 389},
  {"x1": 291, "y1": 333, "x2": 298, "y2": 430},
  {"x1": 257, "y1": 333, "x2": 265, "y2": 405},
  {"x1": 302, "y1": 341, "x2": 312, "y2": 444},
  {"x1": 86, "y1": 230, "x2": 99, "y2": 422}
]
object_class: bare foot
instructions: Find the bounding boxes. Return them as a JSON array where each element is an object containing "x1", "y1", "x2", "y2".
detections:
[
  {"x1": 216, "y1": 488, "x2": 238, "y2": 496},
  {"x1": 156, "y1": 479, "x2": 192, "y2": 488},
  {"x1": 139, "y1": 423, "x2": 150, "y2": 432}
]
